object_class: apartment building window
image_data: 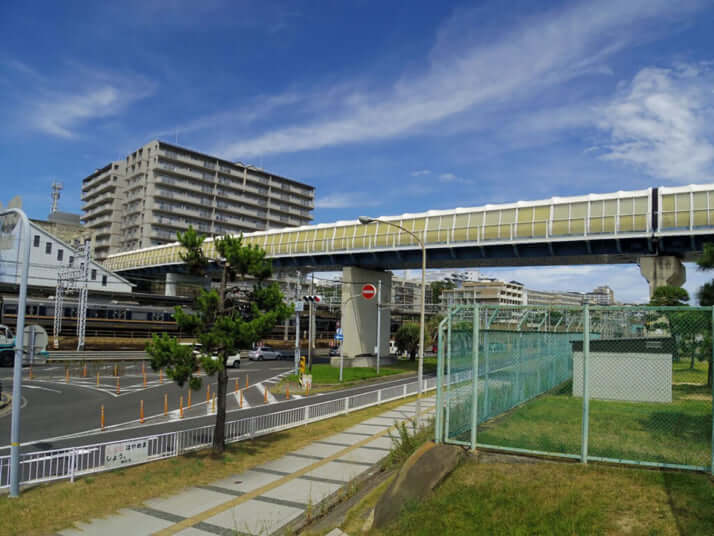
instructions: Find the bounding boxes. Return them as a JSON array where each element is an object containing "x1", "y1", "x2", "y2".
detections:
[
  {"x1": 57, "y1": 249, "x2": 63, "y2": 262},
  {"x1": 91, "y1": 269, "x2": 97, "y2": 281},
  {"x1": 69, "y1": 256, "x2": 74, "y2": 266},
  {"x1": 33, "y1": 235, "x2": 40, "y2": 247},
  {"x1": 102, "y1": 275, "x2": 107, "y2": 287},
  {"x1": 45, "y1": 242, "x2": 52, "y2": 254}
]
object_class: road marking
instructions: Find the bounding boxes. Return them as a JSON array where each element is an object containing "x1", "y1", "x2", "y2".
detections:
[
  {"x1": 22, "y1": 385, "x2": 62, "y2": 394},
  {"x1": 233, "y1": 391, "x2": 251, "y2": 409},
  {"x1": 154, "y1": 405, "x2": 435, "y2": 535},
  {"x1": 255, "y1": 382, "x2": 278, "y2": 404}
]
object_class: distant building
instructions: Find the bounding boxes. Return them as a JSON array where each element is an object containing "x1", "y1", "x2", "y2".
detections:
[
  {"x1": 526, "y1": 289, "x2": 584, "y2": 307},
  {"x1": 81, "y1": 140, "x2": 315, "y2": 261},
  {"x1": 585, "y1": 285, "x2": 615, "y2": 305},
  {"x1": 441, "y1": 278, "x2": 525, "y2": 307},
  {"x1": 32, "y1": 211, "x2": 90, "y2": 247}
]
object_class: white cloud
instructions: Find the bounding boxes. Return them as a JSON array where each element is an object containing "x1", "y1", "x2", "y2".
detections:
[
  {"x1": 3, "y1": 61, "x2": 155, "y2": 139},
  {"x1": 411, "y1": 169, "x2": 431, "y2": 176},
  {"x1": 438, "y1": 172, "x2": 471, "y2": 184},
  {"x1": 315, "y1": 192, "x2": 382, "y2": 209},
  {"x1": 597, "y1": 64, "x2": 714, "y2": 181},
  {"x1": 217, "y1": 0, "x2": 700, "y2": 159}
]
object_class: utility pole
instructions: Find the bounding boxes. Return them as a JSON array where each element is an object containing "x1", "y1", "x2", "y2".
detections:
[
  {"x1": 308, "y1": 272, "x2": 314, "y2": 372},
  {"x1": 294, "y1": 271, "x2": 301, "y2": 375}
]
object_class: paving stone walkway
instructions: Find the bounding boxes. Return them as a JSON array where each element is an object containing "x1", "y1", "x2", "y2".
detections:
[{"x1": 59, "y1": 397, "x2": 434, "y2": 536}]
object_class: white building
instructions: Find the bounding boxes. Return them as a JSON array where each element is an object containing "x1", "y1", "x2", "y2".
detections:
[{"x1": 0, "y1": 216, "x2": 133, "y2": 294}]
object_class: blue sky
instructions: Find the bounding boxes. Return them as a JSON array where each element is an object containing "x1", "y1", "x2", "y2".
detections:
[{"x1": 2, "y1": 0, "x2": 714, "y2": 302}]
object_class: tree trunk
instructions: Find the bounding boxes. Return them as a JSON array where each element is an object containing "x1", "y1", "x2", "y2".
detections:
[{"x1": 213, "y1": 365, "x2": 227, "y2": 454}]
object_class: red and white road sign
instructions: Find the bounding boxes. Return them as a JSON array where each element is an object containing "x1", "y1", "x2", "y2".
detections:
[{"x1": 361, "y1": 283, "x2": 377, "y2": 300}]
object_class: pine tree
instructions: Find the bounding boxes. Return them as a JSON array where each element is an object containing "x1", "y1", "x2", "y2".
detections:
[{"x1": 147, "y1": 227, "x2": 291, "y2": 453}]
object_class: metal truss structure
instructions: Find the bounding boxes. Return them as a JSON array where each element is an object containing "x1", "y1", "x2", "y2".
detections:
[{"x1": 53, "y1": 241, "x2": 91, "y2": 350}]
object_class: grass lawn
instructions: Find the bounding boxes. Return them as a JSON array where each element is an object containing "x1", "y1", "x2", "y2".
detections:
[
  {"x1": 0, "y1": 395, "x2": 424, "y2": 536},
  {"x1": 673, "y1": 359, "x2": 710, "y2": 384},
  {"x1": 476, "y1": 383, "x2": 712, "y2": 468},
  {"x1": 376, "y1": 458, "x2": 714, "y2": 536},
  {"x1": 282, "y1": 358, "x2": 438, "y2": 387}
]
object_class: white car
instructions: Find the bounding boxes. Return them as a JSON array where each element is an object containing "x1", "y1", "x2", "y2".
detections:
[
  {"x1": 181, "y1": 343, "x2": 240, "y2": 368},
  {"x1": 248, "y1": 346, "x2": 280, "y2": 360}
]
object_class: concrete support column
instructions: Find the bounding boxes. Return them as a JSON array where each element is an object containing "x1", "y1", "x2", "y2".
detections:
[
  {"x1": 341, "y1": 266, "x2": 391, "y2": 358},
  {"x1": 165, "y1": 272, "x2": 209, "y2": 297},
  {"x1": 639, "y1": 256, "x2": 686, "y2": 298}
]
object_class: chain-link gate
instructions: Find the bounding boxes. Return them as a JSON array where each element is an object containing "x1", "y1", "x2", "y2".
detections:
[{"x1": 435, "y1": 304, "x2": 714, "y2": 473}]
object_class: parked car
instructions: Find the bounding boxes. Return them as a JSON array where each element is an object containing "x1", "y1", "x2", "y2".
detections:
[
  {"x1": 328, "y1": 346, "x2": 340, "y2": 357},
  {"x1": 180, "y1": 343, "x2": 240, "y2": 368},
  {"x1": 248, "y1": 345, "x2": 281, "y2": 360}
]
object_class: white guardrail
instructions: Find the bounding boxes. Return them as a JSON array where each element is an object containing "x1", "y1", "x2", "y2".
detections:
[{"x1": 0, "y1": 377, "x2": 437, "y2": 489}]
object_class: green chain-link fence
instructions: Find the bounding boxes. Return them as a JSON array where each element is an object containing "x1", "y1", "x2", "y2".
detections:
[{"x1": 435, "y1": 304, "x2": 714, "y2": 473}]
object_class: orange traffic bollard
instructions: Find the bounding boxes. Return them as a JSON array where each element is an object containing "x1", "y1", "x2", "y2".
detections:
[
  {"x1": 180, "y1": 396, "x2": 184, "y2": 418},
  {"x1": 143, "y1": 373, "x2": 147, "y2": 388},
  {"x1": 235, "y1": 378, "x2": 239, "y2": 393},
  {"x1": 239, "y1": 389, "x2": 243, "y2": 408},
  {"x1": 286, "y1": 384, "x2": 290, "y2": 400},
  {"x1": 212, "y1": 394, "x2": 216, "y2": 413},
  {"x1": 142, "y1": 361, "x2": 145, "y2": 376},
  {"x1": 264, "y1": 386, "x2": 268, "y2": 404},
  {"x1": 206, "y1": 383, "x2": 211, "y2": 402},
  {"x1": 246, "y1": 375, "x2": 249, "y2": 389},
  {"x1": 96, "y1": 371, "x2": 100, "y2": 387},
  {"x1": 101, "y1": 405, "x2": 105, "y2": 431},
  {"x1": 164, "y1": 393, "x2": 168, "y2": 416},
  {"x1": 113, "y1": 364, "x2": 118, "y2": 377},
  {"x1": 83, "y1": 363, "x2": 87, "y2": 377},
  {"x1": 188, "y1": 389, "x2": 192, "y2": 408},
  {"x1": 116, "y1": 377, "x2": 120, "y2": 395},
  {"x1": 65, "y1": 368, "x2": 69, "y2": 383},
  {"x1": 140, "y1": 400, "x2": 145, "y2": 424},
  {"x1": 159, "y1": 369, "x2": 163, "y2": 384}
]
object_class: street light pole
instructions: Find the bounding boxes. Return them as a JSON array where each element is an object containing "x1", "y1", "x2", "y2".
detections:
[
  {"x1": 2, "y1": 209, "x2": 31, "y2": 497},
  {"x1": 359, "y1": 216, "x2": 427, "y2": 427}
]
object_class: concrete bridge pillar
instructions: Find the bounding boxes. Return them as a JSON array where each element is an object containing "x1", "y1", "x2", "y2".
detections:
[
  {"x1": 639, "y1": 256, "x2": 686, "y2": 298},
  {"x1": 339, "y1": 267, "x2": 392, "y2": 365},
  {"x1": 165, "y1": 272, "x2": 209, "y2": 297}
]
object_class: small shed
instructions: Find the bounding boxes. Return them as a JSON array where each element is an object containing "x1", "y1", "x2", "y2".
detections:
[{"x1": 572, "y1": 337, "x2": 674, "y2": 403}]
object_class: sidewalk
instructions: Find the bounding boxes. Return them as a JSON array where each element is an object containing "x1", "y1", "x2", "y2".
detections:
[{"x1": 58, "y1": 396, "x2": 435, "y2": 536}]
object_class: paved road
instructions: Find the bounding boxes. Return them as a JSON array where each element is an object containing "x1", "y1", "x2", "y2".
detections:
[
  {"x1": 0, "y1": 361, "x2": 426, "y2": 457},
  {"x1": 0, "y1": 358, "x2": 302, "y2": 450}
]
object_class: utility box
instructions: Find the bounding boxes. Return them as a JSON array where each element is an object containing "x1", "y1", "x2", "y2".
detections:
[{"x1": 572, "y1": 338, "x2": 673, "y2": 403}]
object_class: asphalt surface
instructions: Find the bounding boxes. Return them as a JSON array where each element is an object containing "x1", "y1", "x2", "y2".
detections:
[{"x1": 0, "y1": 357, "x2": 426, "y2": 457}]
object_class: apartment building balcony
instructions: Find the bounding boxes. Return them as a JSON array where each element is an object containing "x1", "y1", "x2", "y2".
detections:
[{"x1": 81, "y1": 172, "x2": 112, "y2": 194}]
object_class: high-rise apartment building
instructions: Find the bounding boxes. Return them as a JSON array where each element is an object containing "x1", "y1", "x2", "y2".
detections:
[{"x1": 82, "y1": 141, "x2": 315, "y2": 261}]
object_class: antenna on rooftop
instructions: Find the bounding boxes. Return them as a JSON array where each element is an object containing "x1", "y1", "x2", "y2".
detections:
[{"x1": 51, "y1": 182, "x2": 63, "y2": 214}]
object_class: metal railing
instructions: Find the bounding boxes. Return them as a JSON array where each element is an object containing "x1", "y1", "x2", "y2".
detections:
[{"x1": 0, "y1": 376, "x2": 437, "y2": 489}]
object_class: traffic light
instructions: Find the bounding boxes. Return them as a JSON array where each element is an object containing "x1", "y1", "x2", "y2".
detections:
[{"x1": 302, "y1": 295, "x2": 323, "y2": 303}]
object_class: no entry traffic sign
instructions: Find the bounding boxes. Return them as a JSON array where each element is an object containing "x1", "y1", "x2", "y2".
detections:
[{"x1": 362, "y1": 283, "x2": 377, "y2": 300}]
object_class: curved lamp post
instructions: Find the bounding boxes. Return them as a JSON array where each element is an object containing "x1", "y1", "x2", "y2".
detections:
[{"x1": 359, "y1": 216, "x2": 426, "y2": 427}]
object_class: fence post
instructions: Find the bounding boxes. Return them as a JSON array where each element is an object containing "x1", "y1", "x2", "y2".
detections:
[
  {"x1": 470, "y1": 304, "x2": 480, "y2": 450},
  {"x1": 69, "y1": 448, "x2": 77, "y2": 483},
  {"x1": 483, "y1": 316, "x2": 490, "y2": 420},
  {"x1": 435, "y1": 319, "x2": 446, "y2": 443},
  {"x1": 445, "y1": 312, "x2": 453, "y2": 440},
  {"x1": 581, "y1": 304, "x2": 590, "y2": 464},
  {"x1": 304, "y1": 406, "x2": 309, "y2": 425},
  {"x1": 377, "y1": 389, "x2": 382, "y2": 405},
  {"x1": 403, "y1": 384, "x2": 407, "y2": 398},
  {"x1": 345, "y1": 396, "x2": 350, "y2": 415}
]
